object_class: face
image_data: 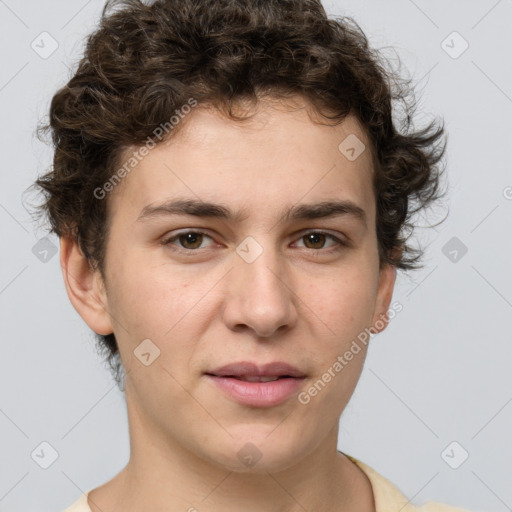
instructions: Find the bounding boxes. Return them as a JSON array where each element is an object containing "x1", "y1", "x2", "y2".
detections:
[{"x1": 65, "y1": 96, "x2": 396, "y2": 474}]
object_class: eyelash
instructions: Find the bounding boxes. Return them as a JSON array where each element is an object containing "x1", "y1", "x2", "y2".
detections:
[{"x1": 160, "y1": 230, "x2": 349, "y2": 254}]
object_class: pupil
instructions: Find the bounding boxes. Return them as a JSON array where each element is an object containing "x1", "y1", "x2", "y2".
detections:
[
  {"x1": 181, "y1": 233, "x2": 202, "y2": 248},
  {"x1": 306, "y1": 233, "x2": 324, "y2": 249}
]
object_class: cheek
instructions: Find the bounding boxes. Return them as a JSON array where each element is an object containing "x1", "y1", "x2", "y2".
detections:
[
  {"x1": 299, "y1": 277, "x2": 374, "y2": 416},
  {"x1": 304, "y1": 268, "x2": 377, "y2": 345},
  {"x1": 106, "y1": 256, "x2": 222, "y2": 378},
  {"x1": 106, "y1": 251, "x2": 195, "y2": 328}
]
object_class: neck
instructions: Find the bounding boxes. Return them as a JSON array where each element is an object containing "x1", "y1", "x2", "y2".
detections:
[{"x1": 88, "y1": 388, "x2": 375, "y2": 512}]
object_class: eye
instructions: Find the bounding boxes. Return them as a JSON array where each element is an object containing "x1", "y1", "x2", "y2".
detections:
[
  {"x1": 293, "y1": 231, "x2": 348, "y2": 252},
  {"x1": 161, "y1": 229, "x2": 348, "y2": 253},
  {"x1": 161, "y1": 230, "x2": 214, "y2": 251}
]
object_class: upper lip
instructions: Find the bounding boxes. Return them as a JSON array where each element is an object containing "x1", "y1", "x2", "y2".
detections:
[{"x1": 206, "y1": 361, "x2": 306, "y2": 378}]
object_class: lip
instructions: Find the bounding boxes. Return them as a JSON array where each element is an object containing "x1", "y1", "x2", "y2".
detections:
[
  {"x1": 205, "y1": 375, "x2": 306, "y2": 407},
  {"x1": 204, "y1": 361, "x2": 307, "y2": 408},
  {"x1": 206, "y1": 361, "x2": 306, "y2": 378}
]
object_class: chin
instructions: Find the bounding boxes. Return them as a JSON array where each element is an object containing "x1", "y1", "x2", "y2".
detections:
[{"x1": 202, "y1": 434, "x2": 305, "y2": 474}]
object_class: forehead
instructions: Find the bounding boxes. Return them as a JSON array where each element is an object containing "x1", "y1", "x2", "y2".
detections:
[{"x1": 108, "y1": 97, "x2": 376, "y2": 225}]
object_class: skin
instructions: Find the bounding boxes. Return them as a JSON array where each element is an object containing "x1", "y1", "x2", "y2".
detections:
[{"x1": 61, "y1": 95, "x2": 397, "y2": 512}]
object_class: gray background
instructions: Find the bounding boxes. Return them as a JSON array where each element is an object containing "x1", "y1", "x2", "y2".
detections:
[{"x1": 0, "y1": 0, "x2": 511, "y2": 511}]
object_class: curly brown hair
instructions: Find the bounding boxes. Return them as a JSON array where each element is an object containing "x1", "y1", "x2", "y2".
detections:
[{"x1": 32, "y1": 0, "x2": 447, "y2": 388}]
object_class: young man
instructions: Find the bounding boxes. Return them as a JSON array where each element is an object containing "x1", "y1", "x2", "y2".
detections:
[{"x1": 34, "y1": 0, "x2": 470, "y2": 511}]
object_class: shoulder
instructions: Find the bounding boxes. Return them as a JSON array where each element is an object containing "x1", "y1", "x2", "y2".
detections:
[
  {"x1": 61, "y1": 491, "x2": 91, "y2": 512},
  {"x1": 343, "y1": 453, "x2": 472, "y2": 512},
  {"x1": 419, "y1": 501, "x2": 472, "y2": 512}
]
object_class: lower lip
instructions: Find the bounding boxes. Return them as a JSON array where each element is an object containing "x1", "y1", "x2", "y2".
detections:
[{"x1": 205, "y1": 375, "x2": 305, "y2": 407}]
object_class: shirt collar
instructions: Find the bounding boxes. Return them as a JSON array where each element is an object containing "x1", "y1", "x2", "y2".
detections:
[{"x1": 344, "y1": 453, "x2": 420, "y2": 512}]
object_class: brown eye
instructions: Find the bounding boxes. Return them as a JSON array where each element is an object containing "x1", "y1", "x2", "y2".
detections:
[
  {"x1": 178, "y1": 232, "x2": 204, "y2": 249},
  {"x1": 296, "y1": 231, "x2": 347, "y2": 251},
  {"x1": 302, "y1": 232, "x2": 328, "y2": 250},
  {"x1": 162, "y1": 230, "x2": 213, "y2": 251}
]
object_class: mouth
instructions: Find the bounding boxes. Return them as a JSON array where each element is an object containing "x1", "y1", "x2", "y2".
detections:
[
  {"x1": 206, "y1": 375, "x2": 296, "y2": 382},
  {"x1": 206, "y1": 360, "x2": 307, "y2": 379},
  {"x1": 204, "y1": 361, "x2": 307, "y2": 407}
]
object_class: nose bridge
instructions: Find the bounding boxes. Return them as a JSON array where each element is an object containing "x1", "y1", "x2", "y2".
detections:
[
  {"x1": 223, "y1": 233, "x2": 297, "y2": 337},
  {"x1": 238, "y1": 239, "x2": 282, "y2": 293}
]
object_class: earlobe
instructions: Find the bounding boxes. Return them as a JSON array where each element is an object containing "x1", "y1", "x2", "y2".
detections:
[{"x1": 60, "y1": 236, "x2": 113, "y2": 335}]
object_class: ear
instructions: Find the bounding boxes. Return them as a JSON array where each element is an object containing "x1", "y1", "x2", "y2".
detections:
[
  {"x1": 60, "y1": 236, "x2": 113, "y2": 335},
  {"x1": 370, "y1": 261, "x2": 398, "y2": 334}
]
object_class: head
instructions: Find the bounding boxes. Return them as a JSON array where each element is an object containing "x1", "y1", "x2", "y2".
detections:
[{"x1": 33, "y1": 0, "x2": 446, "y2": 472}]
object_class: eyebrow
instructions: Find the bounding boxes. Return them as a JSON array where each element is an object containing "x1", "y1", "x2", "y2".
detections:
[{"x1": 136, "y1": 198, "x2": 367, "y2": 228}]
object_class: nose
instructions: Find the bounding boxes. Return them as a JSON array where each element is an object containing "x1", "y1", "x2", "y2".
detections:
[{"x1": 221, "y1": 242, "x2": 298, "y2": 338}]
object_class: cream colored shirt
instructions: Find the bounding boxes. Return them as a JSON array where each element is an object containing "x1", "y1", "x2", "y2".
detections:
[{"x1": 62, "y1": 455, "x2": 471, "y2": 511}]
